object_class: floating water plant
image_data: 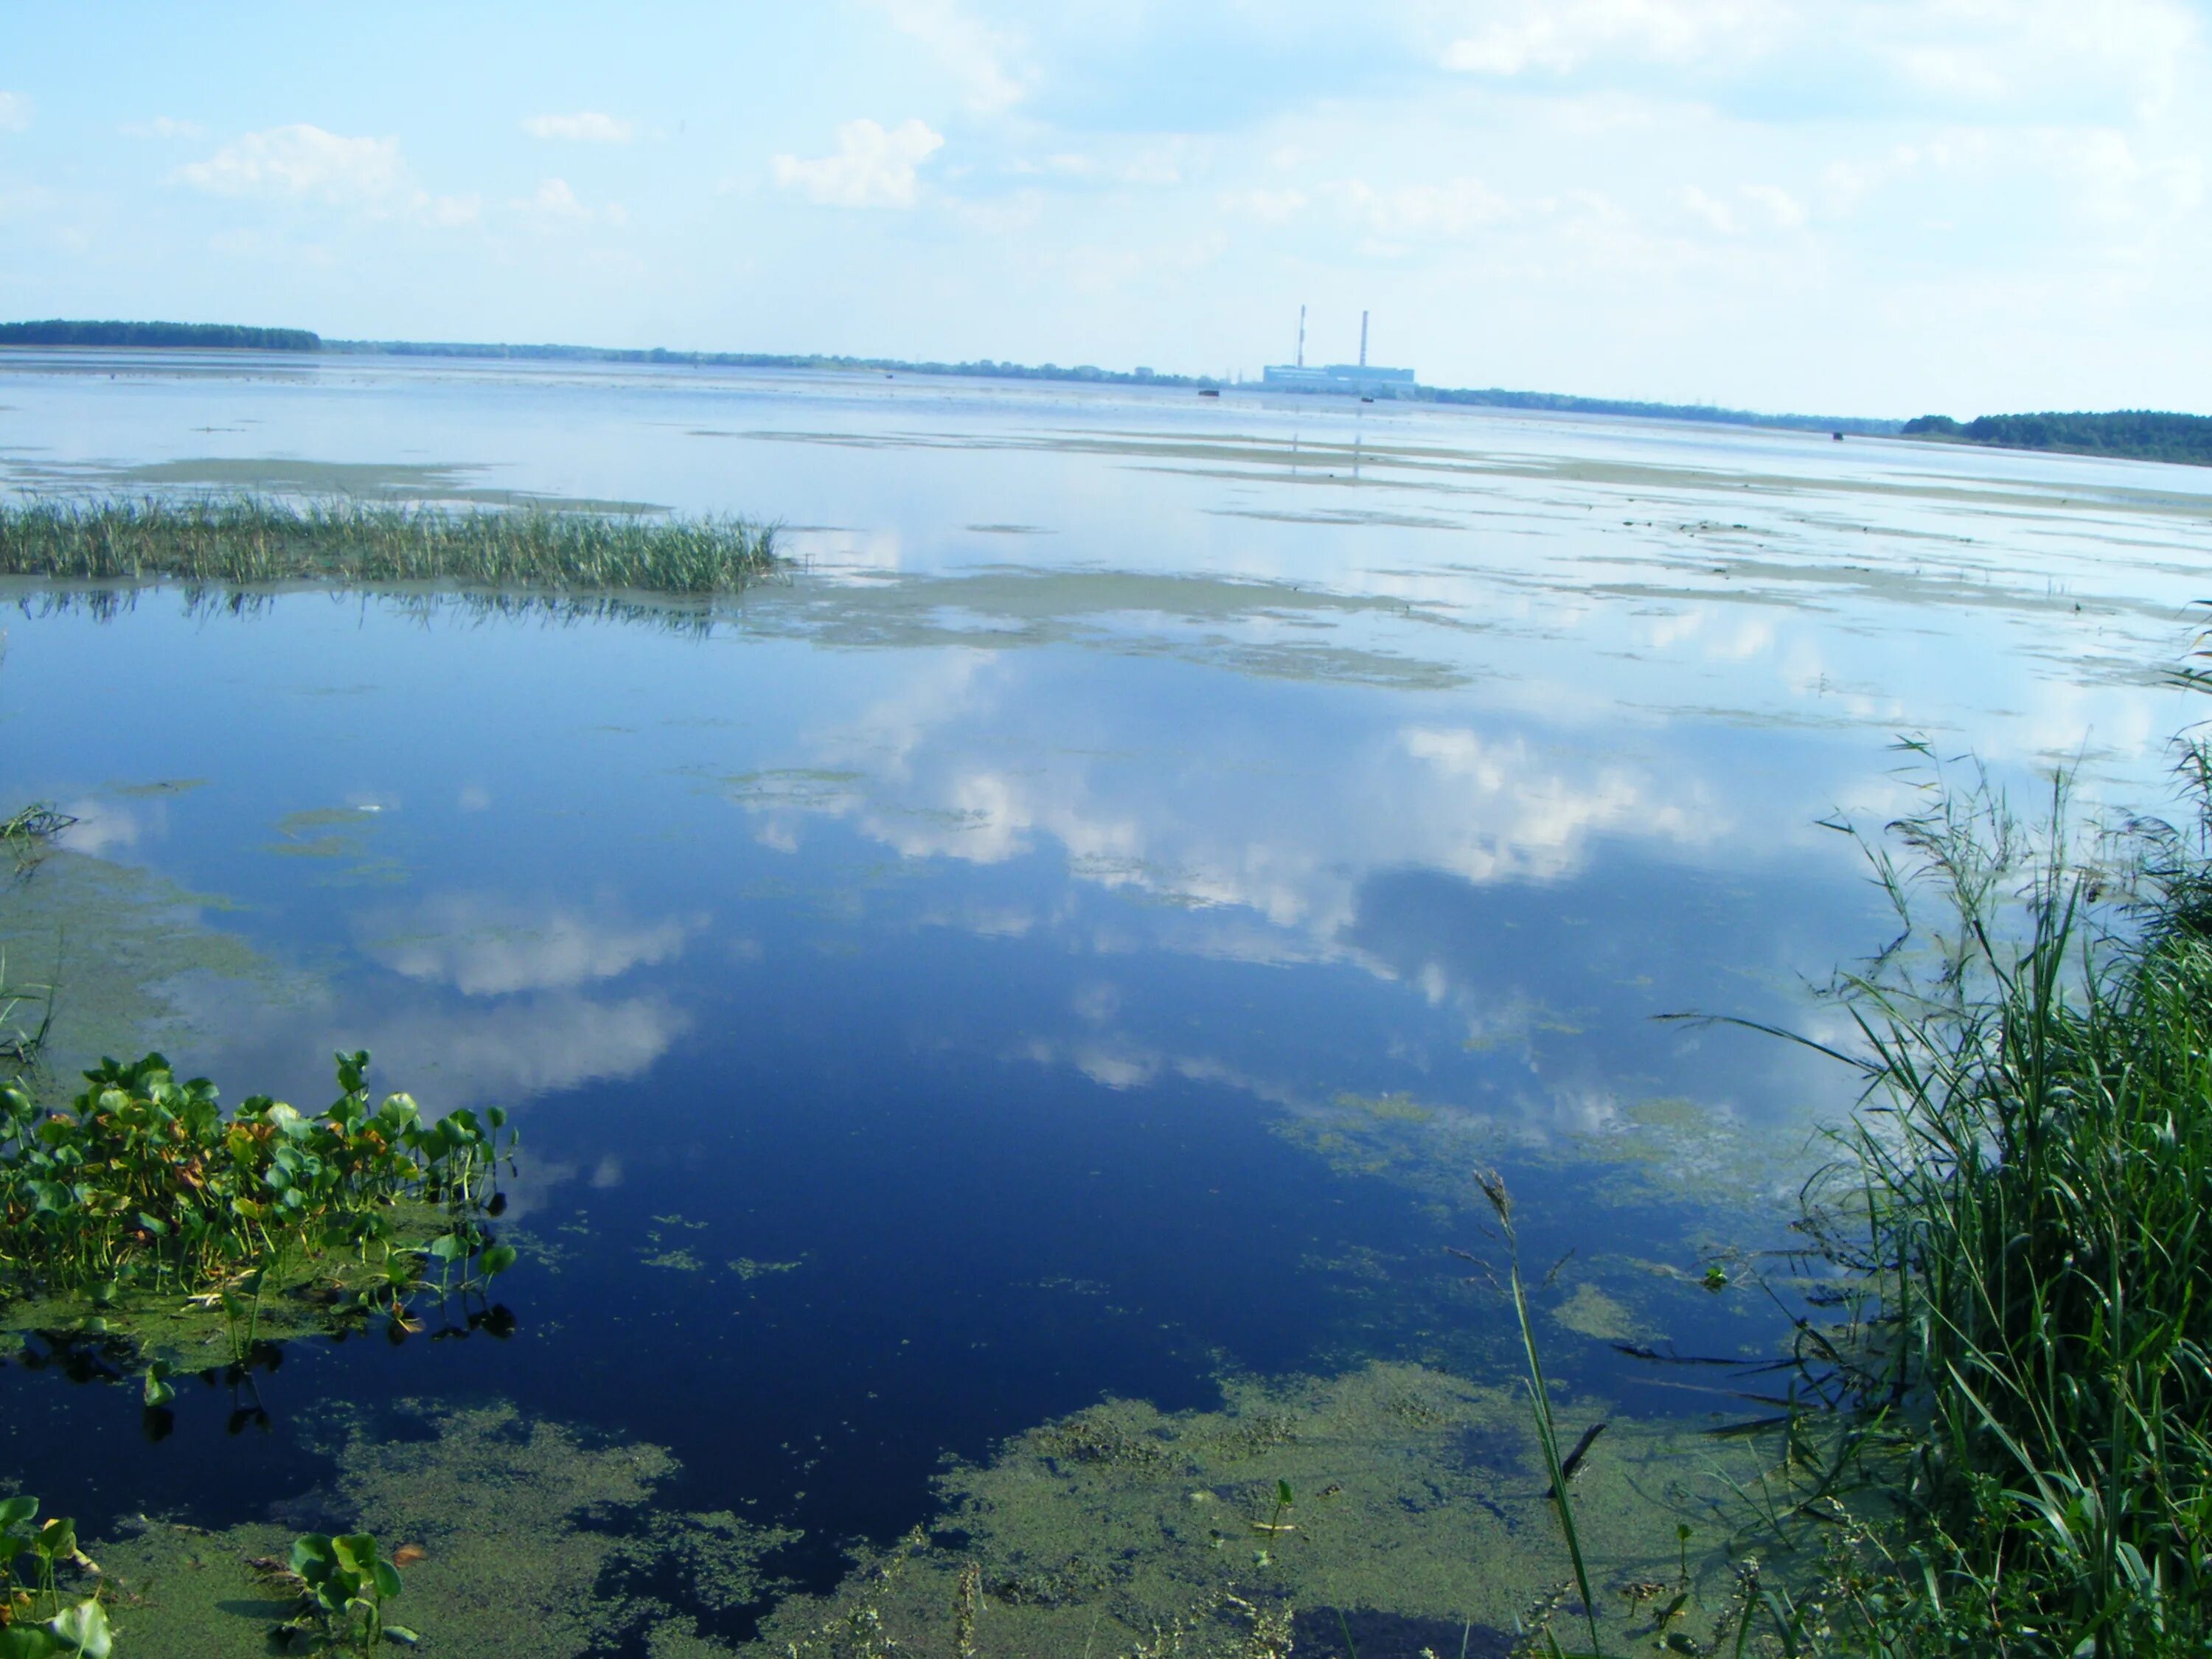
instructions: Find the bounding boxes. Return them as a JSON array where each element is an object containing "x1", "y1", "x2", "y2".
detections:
[
  {"x1": 0, "y1": 1495, "x2": 111, "y2": 1658},
  {"x1": 269, "y1": 1533, "x2": 417, "y2": 1654},
  {"x1": 0, "y1": 498, "x2": 778, "y2": 597},
  {"x1": 0, "y1": 1050, "x2": 518, "y2": 1360}
]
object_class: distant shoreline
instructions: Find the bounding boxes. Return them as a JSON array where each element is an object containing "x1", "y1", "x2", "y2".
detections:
[
  {"x1": 15, "y1": 319, "x2": 2211, "y2": 465},
  {"x1": 0, "y1": 316, "x2": 1900, "y2": 439}
]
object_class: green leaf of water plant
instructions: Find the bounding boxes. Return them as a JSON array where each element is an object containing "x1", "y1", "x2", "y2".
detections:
[
  {"x1": 479, "y1": 1243, "x2": 518, "y2": 1277},
  {"x1": 1276, "y1": 1479, "x2": 1293, "y2": 1506},
  {"x1": 35, "y1": 1518, "x2": 75, "y2": 1562},
  {"x1": 383, "y1": 1627, "x2": 422, "y2": 1646},
  {"x1": 0, "y1": 1624, "x2": 61, "y2": 1658},
  {"x1": 45, "y1": 1599, "x2": 110, "y2": 1659},
  {"x1": 142, "y1": 1361, "x2": 175, "y2": 1406},
  {"x1": 0, "y1": 1495, "x2": 36, "y2": 1528}
]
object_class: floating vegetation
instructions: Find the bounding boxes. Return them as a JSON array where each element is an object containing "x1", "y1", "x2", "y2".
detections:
[
  {"x1": 0, "y1": 498, "x2": 779, "y2": 597},
  {"x1": 0, "y1": 1494, "x2": 112, "y2": 1658},
  {"x1": 726, "y1": 1256, "x2": 804, "y2": 1281},
  {"x1": 268, "y1": 1531, "x2": 417, "y2": 1655},
  {"x1": 0, "y1": 845, "x2": 303, "y2": 1100},
  {"x1": 0, "y1": 1051, "x2": 517, "y2": 1363},
  {"x1": 749, "y1": 1360, "x2": 1731, "y2": 1659},
  {"x1": 86, "y1": 1401, "x2": 797, "y2": 1659}
]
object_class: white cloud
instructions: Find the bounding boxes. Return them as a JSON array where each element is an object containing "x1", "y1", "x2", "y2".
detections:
[
  {"x1": 874, "y1": 0, "x2": 1028, "y2": 112},
  {"x1": 1220, "y1": 187, "x2": 1308, "y2": 225},
  {"x1": 173, "y1": 124, "x2": 479, "y2": 227},
  {"x1": 0, "y1": 92, "x2": 29, "y2": 133},
  {"x1": 1742, "y1": 182, "x2": 1808, "y2": 228},
  {"x1": 178, "y1": 124, "x2": 409, "y2": 202},
  {"x1": 120, "y1": 116, "x2": 204, "y2": 140},
  {"x1": 773, "y1": 118, "x2": 945, "y2": 208},
  {"x1": 1441, "y1": 0, "x2": 1773, "y2": 76},
  {"x1": 364, "y1": 894, "x2": 695, "y2": 996},
  {"x1": 1331, "y1": 176, "x2": 1513, "y2": 240},
  {"x1": 422, "y1": 192, "x2": 483, "y2": 227},
  {"x1": 521, "y1": 176, "x2": 589, "y2": 220},
  {"x1": 521, "y1": 111, "x2": 634, "y2": 143}
]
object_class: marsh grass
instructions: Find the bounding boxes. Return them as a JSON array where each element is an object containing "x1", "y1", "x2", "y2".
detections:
[
  {"x1": 1638, "y1": 742, "x2": 2212, "y2": 1656},
  {"x1": 0, "y1": 497, "x2": 778, "y2": 596},
  {"x1": 1786, "y1": 746, "x2": 2212, "y2": 1654}
]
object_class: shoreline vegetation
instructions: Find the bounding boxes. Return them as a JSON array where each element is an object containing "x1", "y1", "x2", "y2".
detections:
[
  {"x1": 1902, "y1": 408, "x2": 2212, "y2": 467},
  {"x1": 1506, "y1": 740, "x2": 2212, "y2": 1658},
  {"x1": 1791, "y1": 745, "x2": 2212, "y2": 1655},
  {"x1": 0, "y1": 498, "x2": 779, "y2": 597}
]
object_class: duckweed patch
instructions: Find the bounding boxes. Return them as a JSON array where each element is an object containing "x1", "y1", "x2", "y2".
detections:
[
  {"x1": 91, "y1": 1401, "x2": 799, "y2": 1658},
  {"x1": 0, "y1": 846, "x2": 305, "y2": 1091},
  {"x1": 748, "y1": 1360, "x2": 1735, "y2": 1658}
]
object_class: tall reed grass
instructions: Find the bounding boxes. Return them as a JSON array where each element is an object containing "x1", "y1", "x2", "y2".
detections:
[
  {"x1": 1659, "y1": 742, "x2": 2212, "y2": 1657},
  {"x1": 0, "y1": 496, "x2": 778, "y2": 594}
]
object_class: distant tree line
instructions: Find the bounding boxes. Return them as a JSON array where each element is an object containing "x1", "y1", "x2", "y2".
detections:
[
  {"x1": 0, "y1": 319, "x2": 322, "y2": 351},
  {"x1": 1904, "y1": 410, "x2": 2212, "y2": 466},
  {"x1": 2, "y1": 318, "x2": 1906, "y2": 438},
  {"x1": 327, "y1": 338, "x2": 1210, "y2": 387},
  {"x1": 1429, "y1": 384, "x2": 1901, "y2": 435}
]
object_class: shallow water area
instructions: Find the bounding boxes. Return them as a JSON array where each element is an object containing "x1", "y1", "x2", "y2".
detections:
[{"x1": 2, "y1": 352, "x2": 2207, "y2": 1653}]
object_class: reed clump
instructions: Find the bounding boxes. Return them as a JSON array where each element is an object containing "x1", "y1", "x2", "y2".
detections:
[
  {"x1": 1695, "y1": 745, "x2": 2212, "y2": 1658},
  {"x1": 0, "y1": 497, "x2": 778, "y2": 595},
  {"x1": 1821, "y1": 753, "x2": 2211, "y2": 1652}
]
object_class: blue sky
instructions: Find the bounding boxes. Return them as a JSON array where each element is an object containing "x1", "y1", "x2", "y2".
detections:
[{"x1": 2, "y1": 1, "x2": 2208, "y2": 416}]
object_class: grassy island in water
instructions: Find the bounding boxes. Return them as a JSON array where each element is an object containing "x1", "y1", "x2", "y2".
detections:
[{"x1": 0, "y1": 498, "x2": 779, "y2": 597}]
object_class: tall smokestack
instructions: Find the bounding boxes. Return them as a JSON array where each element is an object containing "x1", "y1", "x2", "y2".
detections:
[
  {"x1": 1296, "y1": 305, "x2": 1306, "y2": 369},
  {"x1": 1360, "y1": 310, "x2": 1368, "y2": 367}
]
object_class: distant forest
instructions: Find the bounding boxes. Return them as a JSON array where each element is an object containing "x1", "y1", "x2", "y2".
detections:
[
  {"x1": 1903, "y1": 410, "x2": 2212, "y2": 466},
  {"x1": 0, "y1": 319, "x2": 323, "y2": 351}
]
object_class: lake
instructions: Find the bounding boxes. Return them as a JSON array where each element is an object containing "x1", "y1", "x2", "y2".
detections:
[{"x1": 1, "y1": 350, "x2": 2206, "y2": 1657}]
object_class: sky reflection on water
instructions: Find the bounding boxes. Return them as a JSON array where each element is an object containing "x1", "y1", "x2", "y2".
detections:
[{"x1": 2, "y1": 356, "x2": 2207, "y2": 1617}]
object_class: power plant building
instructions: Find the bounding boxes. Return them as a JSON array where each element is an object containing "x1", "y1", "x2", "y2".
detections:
[{"x1": 1262, "y1": 307, "x2": 1415, "y2": 397}]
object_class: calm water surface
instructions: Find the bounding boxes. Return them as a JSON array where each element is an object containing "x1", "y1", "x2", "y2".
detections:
[{"x1": 2, "y1": 352, "x2": 2208, "y2": 1646}]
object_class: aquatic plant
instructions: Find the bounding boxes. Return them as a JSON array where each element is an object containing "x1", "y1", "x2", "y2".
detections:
[
  {"x1": 0, "y1": 497, "x2": 778, "y2": 597},
  {"x1": 270, "y1": 1533, "x2": 417, "y2": 1654},
  {"x1": 0, "y1": 1050, "x2": 518, "y2": 1349},
  {"x1": 0, "y1": 807, "x2": 74, "y2": 883},
  {"x1": 1634, "y1": 740, "x2": 2212, "y2": 1656},
  {"x1": 1774, "y1": 749, "x2": 2212, "y2": 1655},
  {"x1": 0, "y1": 1496, "x2": 112, "y2": 1658}
]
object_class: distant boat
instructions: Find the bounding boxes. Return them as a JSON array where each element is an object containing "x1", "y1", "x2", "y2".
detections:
[{"x1": 1199, "y1": 388, "x2": 1220, "y2": 397}]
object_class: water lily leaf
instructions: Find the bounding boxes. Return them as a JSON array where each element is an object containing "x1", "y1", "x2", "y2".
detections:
[
  {"x1": 383, "y1": 1627, "x2": 422, "y2": 1647},
  {"x1": 46, "y1": 1599, "x2": 110, "y2": 1659},
  {"x1": 0, "y1": 1624, "x2": 60, "y2": 1658},
  {"x1": 0, "y1": 1495, "x2": 36, "y2": 1528}
]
